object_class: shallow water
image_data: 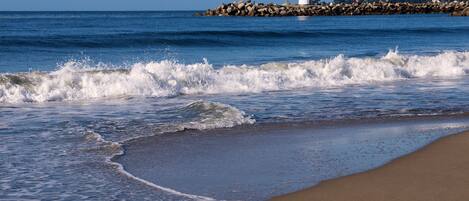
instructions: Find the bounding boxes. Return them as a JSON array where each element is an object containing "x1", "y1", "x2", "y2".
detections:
[
  {"x1": 1, "y1": 12, "x2": 469, "y2": 201},
  {"x1": 117, "y1": 117, "x2": 469, "y2": 200}
]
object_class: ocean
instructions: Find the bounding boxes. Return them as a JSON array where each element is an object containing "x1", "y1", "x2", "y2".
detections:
[{"x1": 1, "y1": 12, "x2": 469, "y2": 200}]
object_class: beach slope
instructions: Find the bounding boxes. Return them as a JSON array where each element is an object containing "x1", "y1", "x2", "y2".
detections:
[{"x1": 272, "y1": 131, "x2": 469, "y2": 201}]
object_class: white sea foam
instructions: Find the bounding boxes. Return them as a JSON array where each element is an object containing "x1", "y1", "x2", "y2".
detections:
[
  {"x1": 84, "y1": 130, "x2": 216, "y2": 201},
  {"x1": 177, "y1": 100, "x2": 255, "y2": 130},
  {"x1": 1, "y1": 50, "x2": 468, "y2": 103}
]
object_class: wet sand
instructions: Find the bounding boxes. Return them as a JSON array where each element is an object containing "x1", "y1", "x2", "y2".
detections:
[{"x1": 272, "y1": 131, "x2": 469, "y2": 201}]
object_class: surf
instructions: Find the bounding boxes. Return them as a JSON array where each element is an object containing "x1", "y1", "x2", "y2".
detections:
[{"x1": 1, "y1": 50, "x2": 468, "y2": 103}]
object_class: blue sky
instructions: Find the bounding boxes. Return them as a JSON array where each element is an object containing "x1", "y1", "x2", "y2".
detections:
[{"x1": 1, "y1": 0, "x2": 287, "y2": 11}]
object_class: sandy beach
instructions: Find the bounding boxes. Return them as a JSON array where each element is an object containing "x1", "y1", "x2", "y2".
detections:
[{"x1": 272, "y1": 130, "x2": 469, "y2": 201}]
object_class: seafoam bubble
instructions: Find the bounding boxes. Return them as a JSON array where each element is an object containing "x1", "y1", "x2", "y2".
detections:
[{"x1": 0, "y1": 50, "x2": 468, "y2": 103}]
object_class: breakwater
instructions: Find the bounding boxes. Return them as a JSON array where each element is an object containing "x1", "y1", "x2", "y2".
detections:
[{"x1": 201, "y1": 1, "x2": 469, "y2": 16}]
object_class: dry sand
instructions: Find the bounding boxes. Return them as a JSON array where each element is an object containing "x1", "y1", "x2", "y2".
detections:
[{"x1": 272, "y1": 131, "x2": 469, "y2": 201}]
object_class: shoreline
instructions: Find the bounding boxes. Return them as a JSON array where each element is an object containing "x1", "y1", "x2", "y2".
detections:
[
  {"x1": 114, "y1": 116, "x2": 469, "y2": 200},
  {"x1": 272, "y1": 130, "x2": 469, "y2": 201}
]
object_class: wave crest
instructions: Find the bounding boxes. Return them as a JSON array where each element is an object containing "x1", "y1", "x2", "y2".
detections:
[
  {"x1": 1, "y1": 50, "x2": 468, "y2": 103},
  {"x1": 3, "y1": 27, "x2": 469, "y2": 48},
  {"x1": 176, "y1": 101, "x2": 255, "y2": 130}
]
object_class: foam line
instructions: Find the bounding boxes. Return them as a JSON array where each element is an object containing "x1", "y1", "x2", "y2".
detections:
[{"x1": 86, "y1": 130, "x2": 217, "y2": 201}]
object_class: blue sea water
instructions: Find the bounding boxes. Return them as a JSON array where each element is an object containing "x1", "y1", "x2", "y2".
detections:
[
  {"x1": 1, "y1": 12, "x2": 469, "y2": 200},
  {"x1": 1, "y1": 12, "x2": 469, "y2": 72}
]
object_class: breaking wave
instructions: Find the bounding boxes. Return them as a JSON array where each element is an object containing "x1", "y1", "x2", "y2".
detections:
[
  {"x1": 176, "y1": 100, "x2": 256, "y2": 130},
  {"x1": 1, "y1": 50, "x2": 469, "y2": 103}
]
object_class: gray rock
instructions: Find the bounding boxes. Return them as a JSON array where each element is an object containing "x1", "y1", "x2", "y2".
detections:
[
  {"x1": 453, "y1": 7, "x2": 469, "y2": 16},
  {"x1": 238, "y1": 3, "x2": 245, "y2": 10}
]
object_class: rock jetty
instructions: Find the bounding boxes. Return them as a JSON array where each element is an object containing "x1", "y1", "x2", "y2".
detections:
[{"x1": 201, "y1": 1, "x2": 469, "y2": 16}]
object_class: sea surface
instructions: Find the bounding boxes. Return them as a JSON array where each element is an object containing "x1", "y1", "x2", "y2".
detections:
[{"x1": 1, "y1": 12, "x2": 469, "y2": 200}]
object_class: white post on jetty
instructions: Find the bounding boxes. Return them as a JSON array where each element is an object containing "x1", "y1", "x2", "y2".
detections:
[{"x1": 298, "y1": 0, "x2": 311, "y2": 5}]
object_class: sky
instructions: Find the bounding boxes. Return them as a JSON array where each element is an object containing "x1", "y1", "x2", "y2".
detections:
[{"x1": 1, "y1": 0, "x2": 287, "y2": 11}]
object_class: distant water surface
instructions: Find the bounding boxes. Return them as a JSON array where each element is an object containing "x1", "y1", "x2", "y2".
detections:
[{"x1": 1, "y1": 12, "x2": 469, "y2": 72}]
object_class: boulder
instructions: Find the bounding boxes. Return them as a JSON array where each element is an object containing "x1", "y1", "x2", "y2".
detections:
[
  {"x1": 238, "y1": 3, "x2": 245, "y2": 10},
  {"x1": 227, "y1": 7, "x2": 233, "y2": 14},
  {"x1": 257, "y1": 8, "x2": 267, "y2": 12},
  {"x1": 452, "y1": 7, "x2": 469, "y2": 16},
  {"x1": 247, "y1": 6, "x2": 254, "y2": 12}
]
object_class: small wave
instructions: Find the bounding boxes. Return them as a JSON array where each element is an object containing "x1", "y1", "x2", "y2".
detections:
[
  {"x1": 176, "y1": 100, "x2": 255, "y2": 130},
  {"x1": 0, "y1": 35, "x2": 230, "y2": 48},
  {"x1": 1, "y1": 50, "x2": 468, "y2": 103},
  {"x1": 156, "y1": 27, "x2": 469, "y2": 38},
  {"x1": 84, "y1": 100, "x2": 255, "y2": 143},
  {"x1": 81, "y1": 100, "x2": 250, "y2": 200},
  {"x1": 3, "y1": 27, "x2": 469, "y2": 48},
  {"x1": 82, "y1": 100, "x2": 255, "y2": 145},
  {"x1": 84, "y1": 131, "x2": 123, "y2": 156}
]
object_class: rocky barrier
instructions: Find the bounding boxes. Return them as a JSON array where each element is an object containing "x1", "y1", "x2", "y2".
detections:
[{"x1": 200, "y1": 1, "x2": 469, "y2": 17}]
